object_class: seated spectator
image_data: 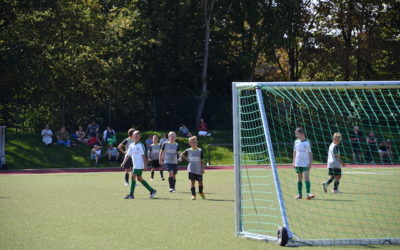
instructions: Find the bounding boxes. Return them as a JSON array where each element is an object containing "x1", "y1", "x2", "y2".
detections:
[
  {"x1": 90, "y1": 144, "x2": 102, "y2": 164},
  {"x1": 378, "y1": 140, "x2": 391, "y2": 163},
  {"x1": 41, "y1": 124, "x2": 53, "y2": 146},
  {"x1": 87, "y1": 135, "x2": 101, "y2": 147},
  {"x1": 350, "y1": 126, "x2": 363, "y2": 163},
  {"x1": 86, "y1": 120, "x2": 99, "y2": 138},
  {"x1": 366, "y1": 131, "x2": 377, "y2": 163},
  {"x1": 103, "y1": 126, "x2": 116, "y2": 145},
  {"x1": 198, "y1": 118, "x2": 211, "y2": 136},
  {"x1": 56, "y1": 126, "x2": 71, "y2": 147},
  {"x1": 159, "y1": 133, "x2": 168, "y2": 146},
  {"x1": 179, "y1": 124, "x2": 192, "y2": 137},
  {"x1": 106, "y1": 144, "x2": 120, "y2": 162},
  {"x1": 75, "y1": 126, "x2": 88, "y2": 144}
]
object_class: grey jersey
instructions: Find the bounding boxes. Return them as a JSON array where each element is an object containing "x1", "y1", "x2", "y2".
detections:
[
  {"x1": 148, "y1": 144, "x2": 160, "y2": 160},
  {"x1": 121, "y1": 138, "x2": 134, "y2": 151},
  {"x1": 161, "y1": 142, "x2": 180, "y2": 164},
  {"x1": 182, "y1": 148, "x2": 204, "y2": 175},
  {"x1": 327, "y1": 143, "x2": 341, "y2": 168}
]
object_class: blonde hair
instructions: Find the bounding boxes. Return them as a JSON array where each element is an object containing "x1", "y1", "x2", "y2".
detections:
[
  {"x1": 189, "y1": 136, "x2": 197, "y2": 143},
  {"x1": 168, "y1": 131, "x2": 176, "y2": 136},
  {"x1": 333, "y1": 132, "x2": 342, "y2": 141}
]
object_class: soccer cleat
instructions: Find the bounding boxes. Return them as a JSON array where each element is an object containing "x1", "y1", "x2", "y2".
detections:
[
  {"x1": 150, "y1": 178, "x2": 154, "y2": 181},
  {"x1": 124, "y1": 182, "x2": 129, "y2": 186},
  {"x1": 295, "y1": 195, "x2": 302, "y2": 199},
  {"x1": 149, "y1": 190, "x2": 157, "y2": 199},
  {"x1": 124, "y1": 194, "x2": 134, "y2": 199},
  {"x1": 161, "y1": 178, "x2": 165, "y2": 181},
  {"x1": 169, "y1": 188, "x2": 174, "y2": 192},
  {"x1": 322, "y1": 183, "x2": 327, "y2": 193},
  {"x1": 191, "y1": 195, "x2": 196, "y2": 200},
  {"x1": 332, "y1": 189, "x2": 342, "y2": 194},
  {"x1": 171, "y1": 189, "x2": 176, "y2": 193},
  {"x1": 199, "y1": 192, "x2": 206, "y2": 199},
  {"x1": 306, "y1": 194, "x2": 315, "y2": 200}
]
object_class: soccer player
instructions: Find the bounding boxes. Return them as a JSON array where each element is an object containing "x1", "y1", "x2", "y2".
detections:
[
  {"x1": 323, "y1": 132, "x2": 345, "y2": 194},
  {"x1": 159, "y1": 131, "x2": 181, "y2": 192},
  {"x1": 292, "y1": 127, "x2": 314, "y2": 200},
  {"x1": 180, "y1": 136, "x2": 206, "y2": 200},
  {"x1": 148, "y1": 135, "x2": 164, "y2": 181},
  {"x1": 118, "y1": 128, "x2": 135, "y2": 186},
  {"x1": 121, "y1": 130, "x2": 157, "y2": 199}
]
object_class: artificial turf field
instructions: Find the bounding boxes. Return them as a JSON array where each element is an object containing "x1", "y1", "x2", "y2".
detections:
[{"x1": 0, "y1": 168, "x2": 399, "y2": 250}]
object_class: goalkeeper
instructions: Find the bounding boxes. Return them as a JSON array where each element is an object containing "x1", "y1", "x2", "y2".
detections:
[
  {"x1": 292, "y1": 127, "x2": 314, "y2": 200},
  {"x1": 323, "y1": 132, "x2": 345, "y2": 194}
]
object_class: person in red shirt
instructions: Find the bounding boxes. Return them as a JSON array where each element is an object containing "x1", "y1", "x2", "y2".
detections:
[{"x1": 198, "y1": 118, "x2": 210, "y2": 136}]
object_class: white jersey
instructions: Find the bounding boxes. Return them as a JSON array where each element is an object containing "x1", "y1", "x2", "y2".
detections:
[
  {"x1": 293, "y1": 139, "x2": 312, "y2": 167},
  {"x1": 126, "y1": 142, "x2": 146, "y2": 169},
  {"x1": 327, "y1": 143, "x2": 341, "y2": 169}
]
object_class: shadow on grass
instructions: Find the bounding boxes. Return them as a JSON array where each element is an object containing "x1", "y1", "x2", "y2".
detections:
[
  {"x1": 315, "y1": 199, "x2": 355, "y2": 202},
  {"x1": 206, "y1": 198, "x2": 234, "y2": 202}
]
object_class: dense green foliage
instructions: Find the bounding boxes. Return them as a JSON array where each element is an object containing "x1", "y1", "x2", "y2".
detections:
[{"x1": 1, "y1": 0, "x2": 399, "y2": 131}]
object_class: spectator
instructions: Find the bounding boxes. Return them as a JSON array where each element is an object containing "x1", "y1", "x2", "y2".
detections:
[
  {"x1": 56, "y1": 126, "x2": 71, "y2": 147},
  {"x1": 41, "y1": 124, "x2": 53, "y2": 146},
  {"x1": 75, "y1": 126, "x2": 88, "y2": 144},
  {"x1": 90, "y1": 144, "x2": 102, "y2": 164},
  {"x1": 103, "y1": 126, "x2": 117, "y2": 145},
  {"x1": 350, "y1": 126, "x2": 363, "y2": 163},
  {"x1": 378, "y1": 140, "x2": 391, "y2": 163},
  {"x1": 198, "y1": 118, "x2": 210, "y2": 136},
  {"x1": 145, "y1": 135, "x2": 153, "y2": 147},
  {"x1": 179, "y1": 124, "x2": 192, "y2": 137},
  {"x1": 366, "y1": 131, "x2": 377, "y2": 163},
  {"x1": 106, "y1": 144, "x2": 120, "y2": 163},
  {"x1": 86, "y1": 121, "x2": 99, "y2": 138},
  {"x1": 159, "y1": 133, "x2": 168, "y2": 146},
  {"x1": 87, "y1": 135, "x2": 101, "y2": 147}
]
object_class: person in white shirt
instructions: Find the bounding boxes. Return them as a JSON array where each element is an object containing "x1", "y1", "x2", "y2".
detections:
[
  {"x1": 121, "y1": 130, "x2": 157, "y2": 199},
  {"x1": 292, "y1": 127, "x2": 314, "y2": 200},
  {"x1": 323, "y1": 132, "x2": 345, "y2": 194},
  {"x1": 41, "y1": 124, "x2": 53, "y2": 146}
]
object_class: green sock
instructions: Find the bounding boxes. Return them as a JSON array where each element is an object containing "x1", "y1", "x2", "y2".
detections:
[
  {"x1": 305, "y1": 181, "x2": 311, "y2": 194},
  {"x1": 141, "y1": 180, "x2": 154, "y2": 192},
  {"x1": 130, "y1": 180, "x2": 136, "y2": 196},
  {"x1": 297, "y1": 181, "x2": 302, "y2": 195}
]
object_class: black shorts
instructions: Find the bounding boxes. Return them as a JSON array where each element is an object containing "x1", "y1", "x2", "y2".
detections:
[
  {"x1": 151, "y1": 160, "x2": 161, "y2": 169},
  {"x1": 165, "y1": 163, "x2": 178, "y2": 175},
  {"x1": 188, "y1": 172, "x2": 203, "y2": 181},
  {"x1": 123, "y1": 159, "x2": 133, "y2": 169},
  {"x1": 328, "y1": 168, "x2": 342, "y2": 176}
]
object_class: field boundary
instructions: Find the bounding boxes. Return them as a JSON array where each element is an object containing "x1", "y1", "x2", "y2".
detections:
[{"x1": 0, "y1": 163, "x2": 399, "y2": 175}]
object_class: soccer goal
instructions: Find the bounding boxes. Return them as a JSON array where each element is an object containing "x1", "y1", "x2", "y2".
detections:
[{"x1": 232, "y1": 81, "x2": 400, "y2": 246}]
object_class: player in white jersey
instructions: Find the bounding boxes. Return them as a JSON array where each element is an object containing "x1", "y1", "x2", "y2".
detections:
[
  {"x1": 323, "y1": 132, "x2": 345, "y2": 194},
  {"x1": 293, "y1": 127, "x2": 314, "y2": 200}
]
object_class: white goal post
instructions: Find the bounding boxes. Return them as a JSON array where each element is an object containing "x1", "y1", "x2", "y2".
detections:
[{"x1": 233, "y1": 81, "x2": 400, "y2": 246}]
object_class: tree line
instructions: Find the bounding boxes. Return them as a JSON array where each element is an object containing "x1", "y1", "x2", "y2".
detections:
[{"x1": 1, "y1": 0, "x2": 399, "y2": 132}]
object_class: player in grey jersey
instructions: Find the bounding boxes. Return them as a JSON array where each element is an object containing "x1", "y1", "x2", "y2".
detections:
[
  {"x1": 147, "y1": 135, "x2": 164, "y2": 181},
  {"x1": 118, "y1": 128, "x2": 135, "y2": 186},
  {"x1": 159, "y1": 131, "x2": 181, "y2": 192},
  {"x1": 180, "y1": 136, "x2": 206, "y2": 200}
]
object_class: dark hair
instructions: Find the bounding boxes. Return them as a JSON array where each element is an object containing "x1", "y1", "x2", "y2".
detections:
[{"x1": 128, "y1": 128, "x2": 135, "y2": 137}]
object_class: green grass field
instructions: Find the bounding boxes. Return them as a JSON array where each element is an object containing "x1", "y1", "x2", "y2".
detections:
[{"x1": 1, "y1": 169, "x2": 399, "y2": 250}]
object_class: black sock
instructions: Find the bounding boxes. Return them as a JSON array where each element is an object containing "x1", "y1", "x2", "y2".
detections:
[
  {"x1": 168, "y1": 177, "x2": 173, "y2": 189},
  {"x1": 334, "y1": 181, "x2": 339, "y2": 190},
  {"x1": 125, "y1": 173, "x2": 129, "y2": 183},
  {"x1": 172, "y1": 179, "x2": 176, "y2": 189},
  {"x1": 326, "y1": 177, "x2": 334, "y2": 185},
  {"x1": 151, "y1": 171, "x2": 154, "y2": 179},
  {"x1": 191, "y1": 187, "x2": 195, "y2": 195},
  {"x1": 199, "y1": 185, "x2": 203, "y2": 193},
  {"x1": 160, "y1": 170, "x2": 164, "y2": 178}
]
